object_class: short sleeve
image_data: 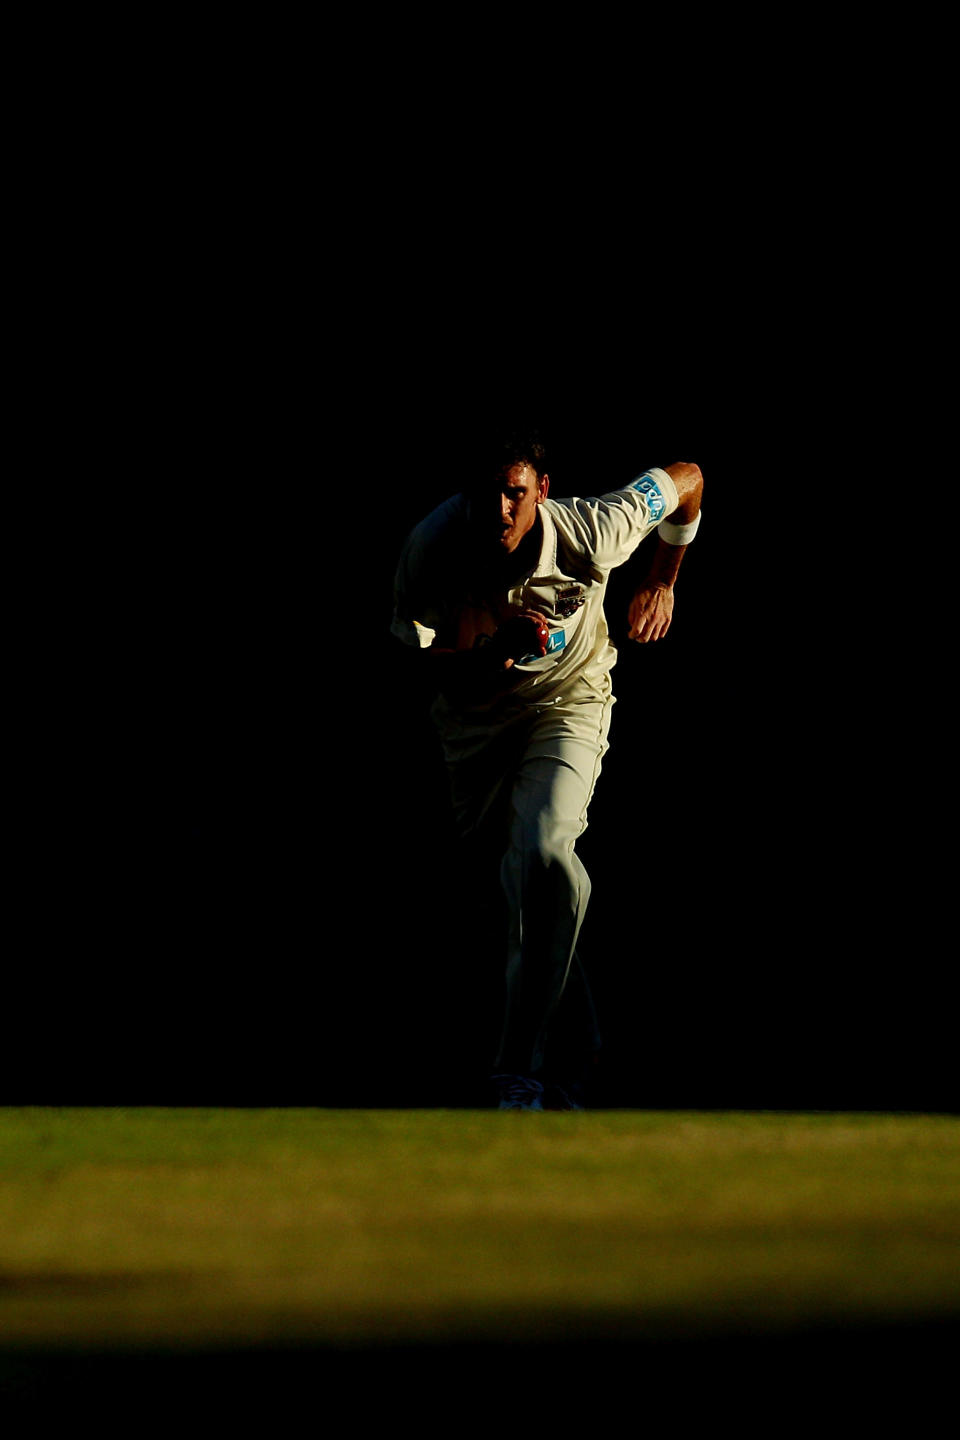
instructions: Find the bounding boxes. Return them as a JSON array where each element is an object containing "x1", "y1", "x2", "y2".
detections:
[
  {"x1": 391, "y1": 535, "x2": 438, "y2": 648},
  {"x1": 390, "y1": 494, "x2": 465, "y2": 649},
  {"x1": 547, "y1": 467, "x2": 680, "y2": 570}
]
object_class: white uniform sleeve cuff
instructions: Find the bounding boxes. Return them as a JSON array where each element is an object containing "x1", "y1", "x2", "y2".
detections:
[{"x1": 391, "y1": 615, "x2": 436, "y2": 648}]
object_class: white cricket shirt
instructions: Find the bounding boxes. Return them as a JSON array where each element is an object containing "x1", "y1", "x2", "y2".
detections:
[{"x1": 392, "y1": 467, "x2": 679, "y2": 718}]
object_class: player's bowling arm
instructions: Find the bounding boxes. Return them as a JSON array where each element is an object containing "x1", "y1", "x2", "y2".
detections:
[
  {"x1": 490, "y1": 612, "x2": 550, "y2": 664},
  {"x1": 415, "y1": 639, "x2": 521, "y2": 703},
  {"x1": 421, "y1": 644, "x2": 512, "y2": 687},
  {"x1": 416, "y1": 612, "x2": 550, "y2": 698}
]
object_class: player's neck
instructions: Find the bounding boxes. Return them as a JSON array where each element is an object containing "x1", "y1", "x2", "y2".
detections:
[{"x1": 499, "y1": 512, "x2": 542, "y2": 582}]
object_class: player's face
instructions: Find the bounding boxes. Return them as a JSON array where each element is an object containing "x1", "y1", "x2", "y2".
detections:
[{"x1": 475, "y1": 462, "x2": 549, "y2": 554}]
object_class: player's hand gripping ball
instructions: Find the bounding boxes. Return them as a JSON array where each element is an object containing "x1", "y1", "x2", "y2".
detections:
[{"x1": 491, "y1": 612, "x2": 550, "y2": 663}]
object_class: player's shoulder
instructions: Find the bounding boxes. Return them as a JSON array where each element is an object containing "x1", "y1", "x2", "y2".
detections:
[
  {"x1": 395, "y1": 494, "x2": 469, "y2": 586},
  {"x1": 402, "y1": 492, "x2": 468, "y2": 551},
  {"x1": 541, "y1": 490, "x2": 625, "y2": 538},
  {"x1": 549, "y1": 470, "x2": 677, "y2": 527},
  {"x1": 547, "y1": 469, "x2": 677, "y2": 514},
  {"x1": 542, "y1": 494, "x2": 588, "y2": 525}
]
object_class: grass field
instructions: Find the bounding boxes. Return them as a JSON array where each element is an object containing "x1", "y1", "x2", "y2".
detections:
[{"x1": 2, "y1": 1106, "x2": 958, "y2": 1359}]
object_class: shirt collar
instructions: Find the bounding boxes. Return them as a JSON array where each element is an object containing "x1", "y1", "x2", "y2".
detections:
[{"x1": 531, "y1": 501, "x2": 558, "y2": 578}]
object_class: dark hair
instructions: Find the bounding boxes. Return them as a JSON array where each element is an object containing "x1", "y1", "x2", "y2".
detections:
[{"x1": 465, "y1": 427, "x2": 548, "y2": 492}]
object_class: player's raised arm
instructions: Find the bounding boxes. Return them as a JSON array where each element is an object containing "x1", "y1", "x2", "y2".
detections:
[{"x1": 627, "y1": 461, "x2": 703, "y2": 644}]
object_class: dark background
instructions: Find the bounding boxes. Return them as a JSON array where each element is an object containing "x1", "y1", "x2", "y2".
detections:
[
  {"x1": 13, "y1": 329, "x2": 951, "y2": 1113},
  {"x1": 8, "y1": 97, "x2": 952, "y2": 1111},
  {"x1": 4, "y1": 37, "x2": 954, "y2": 1422}
]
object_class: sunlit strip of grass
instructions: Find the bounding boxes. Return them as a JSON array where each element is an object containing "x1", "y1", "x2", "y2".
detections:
[{"x1": 1, "y1": 1109, "x2": 958, "y2": 1349}]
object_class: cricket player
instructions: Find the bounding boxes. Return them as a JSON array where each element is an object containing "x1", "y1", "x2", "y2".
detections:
[{"x1": 391, "y1": 432, "x2": 703, "y2": 1109}]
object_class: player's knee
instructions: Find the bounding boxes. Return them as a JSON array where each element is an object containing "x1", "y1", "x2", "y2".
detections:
[{"x1": 515, "y1": 812, "x2": 577, "y2": 875}]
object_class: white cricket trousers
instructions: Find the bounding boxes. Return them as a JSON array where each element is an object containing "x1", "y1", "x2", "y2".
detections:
[{"x1": 439, "y1": 673, "x2": 614, "y2": 1079}]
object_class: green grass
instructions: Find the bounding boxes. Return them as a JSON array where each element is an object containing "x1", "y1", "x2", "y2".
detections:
[{"x1": 1, "y1": 1108, "x2": 958, "y2": 1351}]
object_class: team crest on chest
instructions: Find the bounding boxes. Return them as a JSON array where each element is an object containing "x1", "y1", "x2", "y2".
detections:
[{"x1": 555, "y1": 585, "x2": 586, "y2": 618}]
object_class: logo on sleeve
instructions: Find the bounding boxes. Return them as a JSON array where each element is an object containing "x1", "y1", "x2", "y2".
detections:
[{"x1": 629, "y1": 476, "x2": 666, "y2": 521}]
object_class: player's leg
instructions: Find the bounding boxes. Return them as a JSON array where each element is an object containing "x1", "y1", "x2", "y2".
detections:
[
  {"x1": 495, "y1": 680, "x2": 613, "y2": 1086},
  {"x1": 440, "y1": 709, "x2": 522, "y2": 842},
  {"x1": 438, "y1": 709, "x2": 531, "y2": 1100},
  {"x1": 542, "y1": 949, "x2": 602, "y2": 1107}
]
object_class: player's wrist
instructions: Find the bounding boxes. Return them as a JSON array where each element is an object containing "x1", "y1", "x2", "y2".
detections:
[
  {"x1": 635, "y1": 579, "x2": 674, "y2": 600},
  {"x1": 486, "y1": 615, "x2": 549, "y2": 664},
  {"x1": 474, "y1": 633, "x2": 514, "y2": 672}
]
